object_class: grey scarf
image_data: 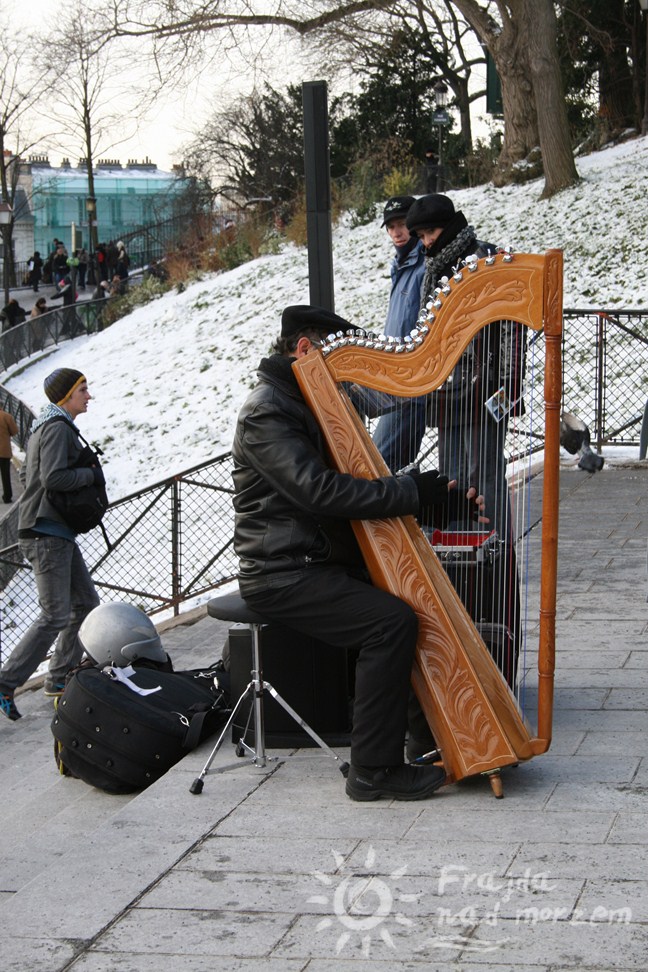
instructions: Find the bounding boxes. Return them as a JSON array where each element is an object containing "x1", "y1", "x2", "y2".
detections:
[{"x1": 420, "y1": 225, "x2": 477, "y2": 309}]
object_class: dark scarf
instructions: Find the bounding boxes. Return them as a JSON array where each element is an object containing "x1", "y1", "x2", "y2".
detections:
[
  {"x1": 395, "y1": 234, "x2": 419, "y2": 266},
  {"x1": 420, "y1": 215, "x2": 477, "y2": 307},
  {"x1": 258, "y1": 353, "x2": 301, "y2": 391}
]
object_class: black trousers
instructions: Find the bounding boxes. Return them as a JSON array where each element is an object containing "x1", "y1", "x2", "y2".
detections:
[
  {"x1": 242, "y1": 565, "x2": 418, "y2": 768},
  {"x1": 0, "y1": 457, "x2": 12, "y2": 502}
]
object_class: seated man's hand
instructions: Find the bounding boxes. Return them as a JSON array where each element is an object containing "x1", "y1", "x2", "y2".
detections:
[
  {"x1": 444, "y1": 484, "x2": 490, "y2": 527},
  {"x1": 406, "y1": 469, "x2": 452, "y2": 522}
]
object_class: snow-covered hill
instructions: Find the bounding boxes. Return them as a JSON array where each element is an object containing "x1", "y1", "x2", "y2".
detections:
[{"x1": 4, "y1": 137, "x2": 647, "y2": 500}]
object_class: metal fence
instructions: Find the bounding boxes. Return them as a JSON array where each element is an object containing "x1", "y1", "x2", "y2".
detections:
[
  {"x1": 0, "y1": 454, "x2": 238, "y2": 664},
  {"x1": 1, "y1": 306, "x2": 647, "y2": 664},
  {"x1": 0, "y1": 301, "x2": 107, "y2": 372},
  {"x1": 561, "y1": 310, "x2": 648, "y2": 449}
]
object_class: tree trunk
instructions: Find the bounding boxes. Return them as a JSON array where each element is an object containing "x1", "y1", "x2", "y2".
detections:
[
  {"x1": 451, "y1": 0, "x2": 540, "y2": 185},
  {"x1": 522, "y1": 0, "x2": 578, "y2": 197},
  {"x1": 490, "y1": 40, "x2": 539, "y2": 185},
  {"x1": 597, "y1": 0, "x2": 635, "y2": 136}
]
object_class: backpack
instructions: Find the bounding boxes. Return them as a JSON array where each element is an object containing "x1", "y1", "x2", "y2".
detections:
[
  {"x1": 45, "y1": 417, "x2": 109, "y2": 533},
  {"x1": 51, "y1": 665, "x2": 230, "y2": 793}
]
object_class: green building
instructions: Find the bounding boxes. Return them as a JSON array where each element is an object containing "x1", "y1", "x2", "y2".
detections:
[{"x1": 18, "y1": 156, "x2": 189, "y2": 265}]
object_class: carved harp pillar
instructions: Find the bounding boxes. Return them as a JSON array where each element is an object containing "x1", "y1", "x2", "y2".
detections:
[{"x1": 293, "y1": 250, "x2": 563, "y2": 792}]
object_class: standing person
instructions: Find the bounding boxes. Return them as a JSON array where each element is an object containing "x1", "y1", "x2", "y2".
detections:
[
  {"x1": 0, "y1": 406, "x2": 18, "y2": 504},
  {"x1": 231, "y1": 303, "x2": 463, "y2": 801},
  {"x1": 30, "y1": 297, "x2": 49, "y2": 351},
  {"x1": 105, "y1": 240, "x2": 119, "y2": 280},
  {"x1": 405, "y1": 193, "x2": 525, "y2": 532},
  {"x1": 30, "y1": 297, "x2": 49, "y2": 318},
  {"x1": 77, "y1": 247, "x2": 89, "y2": 290},
  {"x1": 115, "y1": 241, "x2": 130, "y2": 293},
  {"x1": 28, "y1": 251, "x2": 44, "y2": 292},
  {"x1": 1, "y1": 298, "x2": 27, "y2": 331},
  {"x1": 406, "y1": 194, "x2": 525, "y2": 689},
  {"x1": 372, "y1": 196, "x2": 427, "y2": 473},
  {"x1": 96, "y1": 243, "x2": 108, "y2": 284},
  {"x1": 0, "y1": 369, "x2": 102, "y2": 721},
  {"x1": 52, "y1": 242, "x2": 69, "y2": 286}
]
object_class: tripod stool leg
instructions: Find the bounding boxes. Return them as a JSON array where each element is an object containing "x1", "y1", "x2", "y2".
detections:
[
  {"x1": 189, "y1": 682, "x2": 255, "y2": 793},
  {"x1": 263, "y1": 682, "x2": 349, "y2": 776},
  {"x1": 251, "y1": 623, "x2": 266, "y2": 768}
]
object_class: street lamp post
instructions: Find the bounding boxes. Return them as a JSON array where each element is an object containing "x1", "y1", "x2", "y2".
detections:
[
  {"x1": 431, "y1": 80, "x2": 451, "y2": 193},
  {"x1": 86, "y1": 196, "x2": 98, "y2": 286},
  {"x1": 639, "y1": 0, "x2": 648, "y2": 136},
  {"x1": 0, "y1": 201, "x2": 13, "y2": 309}
]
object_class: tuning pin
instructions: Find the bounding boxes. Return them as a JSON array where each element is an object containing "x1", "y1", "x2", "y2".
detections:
[
  {"x1": 502, "y1": 246, "x2": 513, "y2": 262},
  {"x1": 452, "y1": 264, "x2": 463, "y2": 282},
  {"x1": 465, "y1": 253, "x2": 479, "y2": 271}
]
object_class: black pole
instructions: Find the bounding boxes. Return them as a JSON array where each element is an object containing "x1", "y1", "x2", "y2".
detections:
[{"x1": 302, "y1": 81, "x2": 335, "y2": 311}]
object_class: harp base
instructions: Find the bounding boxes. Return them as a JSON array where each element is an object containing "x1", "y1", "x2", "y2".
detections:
[{"x1": 483, "y1": 768, "x2": 505, "y2": 799}]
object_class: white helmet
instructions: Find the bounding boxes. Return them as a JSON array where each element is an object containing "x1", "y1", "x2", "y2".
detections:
[{"x1": 79, "y1": 602, "x2": 166, "y2": 668}]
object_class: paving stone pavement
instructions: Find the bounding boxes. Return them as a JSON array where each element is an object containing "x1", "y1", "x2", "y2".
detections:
[{"x1": 1, "y1": 460, "x2": 647, "y2": 971}]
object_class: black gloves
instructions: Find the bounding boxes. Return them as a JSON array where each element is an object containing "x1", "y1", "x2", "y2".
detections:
[
  {"x1": 407, "y1": 469, "x2": 450, "y2": 523},
  {"x1": 407, "y1": 470, "x2": 488, "y2": 528},
  {"x1": 92, "y1": 465, "x2": 106, "y2": 487}
]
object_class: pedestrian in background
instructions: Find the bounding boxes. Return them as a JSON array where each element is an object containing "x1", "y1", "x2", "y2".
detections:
[
  {"x1": 28, "y1": 251, "x2": 43, "y2": 292},
  {"x1": 0, "y1": 406, "x2": 18, "y2": 504}
]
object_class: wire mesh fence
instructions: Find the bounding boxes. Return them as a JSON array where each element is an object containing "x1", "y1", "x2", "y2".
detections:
[
  {"x1": 0, "y1": 454, "x2": 238, "y2": 664},
  {"x1": 1, "y1": 307, "x2": 647, "y2": 666},
  {"x1": 561, "y1": 310, "x2": 648, "y2": 448}
]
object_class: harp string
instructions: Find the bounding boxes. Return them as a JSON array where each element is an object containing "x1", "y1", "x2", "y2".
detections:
[
  {"x1": 293, "y1": 250, "x2": 562, "y2": 777},
  {"x1": 358, "y1": 314, "x2": 529, "y2": 700}
]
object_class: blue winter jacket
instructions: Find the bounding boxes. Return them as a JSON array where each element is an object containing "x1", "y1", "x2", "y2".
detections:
[{"x1": 384, "y1": 240, "x2": 426, "y2": 338}]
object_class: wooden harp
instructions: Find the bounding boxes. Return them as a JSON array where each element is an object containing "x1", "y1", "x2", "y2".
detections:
[{"x1": 293, "y1": 249, "x2": 562, "y2": 797}]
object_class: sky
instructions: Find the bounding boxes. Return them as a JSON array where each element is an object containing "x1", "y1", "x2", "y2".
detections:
[
  {"x1": 4, "y1": 0, "x2": 348, "y2": 171},
  {"x1": 5, "y1": 0, "x2": 494, "y2": 172},
  {"x1": 3, "y1": 134, "x2": 647, "y2": 502}
]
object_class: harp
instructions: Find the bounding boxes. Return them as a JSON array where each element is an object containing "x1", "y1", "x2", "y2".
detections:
[{"x1": 292, "y1": 249, "x2": 562, "y2": 798}]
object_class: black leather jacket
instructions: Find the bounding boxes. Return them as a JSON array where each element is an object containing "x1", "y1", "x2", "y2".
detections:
[{"x1": 231, "y1": 354, "x2": 420, "y2": 595}]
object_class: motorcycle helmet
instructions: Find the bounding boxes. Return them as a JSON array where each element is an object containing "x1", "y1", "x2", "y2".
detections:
[{"x1": 79, "y1": 602, "x2": 166, "y2": 668}]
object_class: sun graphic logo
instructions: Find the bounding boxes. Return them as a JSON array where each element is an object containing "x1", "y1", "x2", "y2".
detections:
[{"x1": 308, "y1": 846, "x2": 419, "y2": 957}]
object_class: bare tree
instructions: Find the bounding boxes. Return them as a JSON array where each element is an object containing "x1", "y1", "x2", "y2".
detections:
[
  {"x1": 105, "y1": 0, "x2": 579, "y2": 196},
  {"x1": 0, "y1": 23, "x2": 55, "y2": 302},
  {"x1": 40, "y1": 6, "x2": 153, "y2": 256}
]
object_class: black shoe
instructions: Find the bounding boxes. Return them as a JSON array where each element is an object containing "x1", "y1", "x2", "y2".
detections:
[
  {"x1": 346, "y1": 762, "x2": 446, "y2": 802},
  {"x1": 1, "y1": 693, "x2": 22, "y2": 721}
]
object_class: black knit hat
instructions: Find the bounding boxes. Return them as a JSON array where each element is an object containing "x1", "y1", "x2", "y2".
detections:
[
  {"x1": 44, "y1": 368, "x2": 86, "y2": 405},
  {"x1": 381, "y1": 195, "x2": 416, "y2": 228},
  {"x1": 281, "y1": 305, "x2": 352, "y2": 339},
  {"x1": 405, "y1": 194, "x2": 456, "y2": 233}
]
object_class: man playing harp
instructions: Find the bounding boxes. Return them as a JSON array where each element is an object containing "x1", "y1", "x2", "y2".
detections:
[{"x1": 231, "y1": 304, "x2": 484, "y2": 802}]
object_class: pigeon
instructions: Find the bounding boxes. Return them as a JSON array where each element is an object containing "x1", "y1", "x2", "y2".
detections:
[{"x1": 560, "y1": 412, "x2": 605, "y2": 472}]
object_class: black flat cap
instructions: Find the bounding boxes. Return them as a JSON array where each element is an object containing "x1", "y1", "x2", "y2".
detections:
[{"x1": 281, "y1": 305, "x2": 353, "y2": 338}]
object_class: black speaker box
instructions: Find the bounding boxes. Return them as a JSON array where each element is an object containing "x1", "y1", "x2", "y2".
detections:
[{"x1": 227, "y1": 624, "x2": 353, "y2": 747}]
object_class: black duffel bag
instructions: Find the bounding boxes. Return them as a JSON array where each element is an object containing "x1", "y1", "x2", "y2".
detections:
[{"x1": 52, "y1": 665, "x2": 229, "y2": 794}]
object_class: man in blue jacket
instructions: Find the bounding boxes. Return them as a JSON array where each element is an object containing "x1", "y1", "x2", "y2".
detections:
[{"x1": 373, "y1": 196, "x2": 427, "y2": 472}]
